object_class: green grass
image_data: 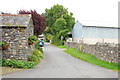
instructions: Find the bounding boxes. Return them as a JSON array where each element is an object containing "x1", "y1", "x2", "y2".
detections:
[
  {"x1": 51, "y1": 43, "x2": 67, "y2": 49},
  {"x1": 64, "y1": 48, "x2": 120, "y2": 70},
  {"x1": 57, "y1": 45, "x2": 67, "y2": 49}
]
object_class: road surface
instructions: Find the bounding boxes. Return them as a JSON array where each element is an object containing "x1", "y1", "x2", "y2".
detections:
[{"x1": 3, "y1": 43, "x2": 118, "y2": 78}]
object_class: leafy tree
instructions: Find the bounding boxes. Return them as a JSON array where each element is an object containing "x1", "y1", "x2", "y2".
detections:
[
  {"x1": 42, "y1": 4, "x2": 75, "y2": 45},
  {"x1": 46, "y1": 34, "x2": 53, "y2": 42},
  {"x1": 19, "y1": 10, "x2": 46, "y2": 36}
]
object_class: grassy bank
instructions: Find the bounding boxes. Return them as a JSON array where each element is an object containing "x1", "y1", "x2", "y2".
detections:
[
  {"x1": 64, "y1": 48, "x2": 120, "y2": 70},
  {"x1": 57, "y1": 45, "x2": 67, "y2": 49}
]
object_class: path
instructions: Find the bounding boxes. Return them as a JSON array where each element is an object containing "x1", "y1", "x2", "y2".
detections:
[{"x1": 3, "y1": 43, "x2": 118, "y2": 78}]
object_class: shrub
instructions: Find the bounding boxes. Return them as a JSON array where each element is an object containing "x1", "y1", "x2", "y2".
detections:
[
  {"x1": 28, "y1": 35, "x2": 38, "y2": 43},
  {"x1": 35, "y1": 41, "x2": 43, "y2": 53},
  {"x1": 2, "y1": 59, "x2": 35, "y2": 69},
  {"x1": 28, "y1": 49, "x2": 43, "y2": 64},
  {"x1": 28, "y1": 54, "x2": 40, "y2": 64},
  {"x1": 33, "y1": 49, "x2": 43, "y2": 58},
  {"x1": 23, "y1": 61, "x2": 36, "y2": 68},
  {"x1": 38, "y1": 47, "x2": 43, "y2": 53}
]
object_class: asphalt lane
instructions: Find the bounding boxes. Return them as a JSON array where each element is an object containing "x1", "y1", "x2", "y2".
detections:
[{"x1": 3, "y1": 43, "x2": 118, "y2": 78}]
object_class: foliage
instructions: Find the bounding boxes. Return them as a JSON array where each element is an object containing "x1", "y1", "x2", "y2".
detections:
[
  {"x1": 28, "y1": 49, "x2": 43, "y2": 64},
  {"x1": 42, "y1": 4, "x2": 75, "y2": 45},
  {"x1": 0, "y1": 41, "x2": 7, "y2": 47},
  {"x1": 2, "y1": 59, "x2": 35, "y2": 69},
  {"x1": 19, "y1": 10, "x2": 46, "y2": 36},
  {"x1": 35, "y1": 41, "x2": 43, "y2": 53},
  {"x1": 64, "y1": 48, "x2": 120, "y2": 70},
  {"x1": 33, "y1": 49, "x2": 43, "y2": 58},
  {"x1": 29, "y1": 41, "x2": 44, "y2": 64},
  {"x1": 1, "y1": 39, "x2": 44, "y2": 69},
  {"x1": 28, "y1": 35, "x2": 38, "y2": 43},
  {"x1": 57, "y1": 45, "x2": 67, "y2": 49},
  {"x1": 28, "y1": 54, "x2": 40, "y2": 64},
  {"x1": 46, "y1": 34, "x2": 53, "y2": 41},
  {"x1": 51, "y1": 36, "x2": 64, "y2": 46}
]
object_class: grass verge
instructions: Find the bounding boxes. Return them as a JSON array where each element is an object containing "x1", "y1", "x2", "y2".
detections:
[
  {"x1": 51, "y1": 43, "x2": 67, "y2": 49},
  {"x1": 57, "y1": 45, "x2": 67, "y2": 49},
  {"x1": 64, "y1": 48, "x2": 120, "y2": 70}
]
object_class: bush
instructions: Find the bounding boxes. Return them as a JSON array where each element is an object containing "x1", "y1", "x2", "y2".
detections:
[
  {"x1": 33, "y1": 49, "x2": 43, "y2": 58},
  {"x1": 28, "y1": 49, "x2": 43, "y2": 64},
  {"x1": 35, "y1": 41, "x2": 43, "y2": 53},
  {"x1": 38, "y1": 47, "x2": 43, "y2": 53},
  {"x1": 2, "y1": 59, "x2": 35, "y2": 69},
  {"x1": 28, "y1": 54, "x2": 40, "y2": 64}
]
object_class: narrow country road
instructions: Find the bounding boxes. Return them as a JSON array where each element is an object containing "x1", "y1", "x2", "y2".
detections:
[{"x1": 3, "y1": 43, "x2": 118, "y2": 78}]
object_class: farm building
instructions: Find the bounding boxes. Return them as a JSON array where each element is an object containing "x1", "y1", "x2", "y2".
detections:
[
  {"x1": 0, "y1": 14, "x2": 34, "y2": 60},
  {"x1": 72, "y1": 21, "x2": 119, "y2": 44},
  {"x1": 65, "y1": 21, "x2": 119, "y2": 63}
]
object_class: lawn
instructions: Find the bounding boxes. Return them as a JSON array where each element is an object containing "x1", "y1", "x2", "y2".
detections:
[{"x1": 64, "y1": 48, "x2": 120, "y2": 71}]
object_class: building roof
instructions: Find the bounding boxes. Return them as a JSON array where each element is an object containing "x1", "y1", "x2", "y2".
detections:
[
  {"x1": 0, "y1": 14, "x2": 32, "y2": 27},
  {"x1": 76, "y1": 20, "x2": 119, "y2": 29}
]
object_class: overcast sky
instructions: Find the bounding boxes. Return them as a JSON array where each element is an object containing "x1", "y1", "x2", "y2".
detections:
[{"x1": 0, "y1": 0, "x2": 119, "y2": 27}]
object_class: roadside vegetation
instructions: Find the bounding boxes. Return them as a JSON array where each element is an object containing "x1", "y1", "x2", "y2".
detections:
[
  {"x1": 64, "y1": 48, "x2": 120, "y2": 70},
  {"x1": 57, "y1": 45, "x2": 67, "y2": 49},
  {"x1": 1, "y1": 38, "x2": 43, "y2": 69}
]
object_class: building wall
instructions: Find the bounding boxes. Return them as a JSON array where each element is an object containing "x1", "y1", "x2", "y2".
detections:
[
  {"x1": 72, "y1": 21, "x2": 83, "y2": 39},
  {"x1": 72, "y1": 22, "x2": 119, "y2": 44},
  {"x1": 1, "y1": 19, "x2": 34, "y2": 60}
]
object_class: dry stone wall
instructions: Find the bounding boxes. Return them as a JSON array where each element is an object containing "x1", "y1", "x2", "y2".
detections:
[{"x1": 65, "y1": 42, "x2": 119, "y2": 64}]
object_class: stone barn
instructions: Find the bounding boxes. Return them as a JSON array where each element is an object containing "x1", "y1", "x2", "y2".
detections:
[{"x1": 0, "y1": 14, "x2": 34, "y2": 60}]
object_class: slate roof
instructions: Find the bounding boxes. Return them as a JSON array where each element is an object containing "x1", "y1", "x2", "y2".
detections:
[{"x1": 0, "y1": 14, "x2": 32, "y2": 27}]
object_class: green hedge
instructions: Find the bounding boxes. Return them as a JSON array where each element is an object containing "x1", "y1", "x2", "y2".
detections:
[
  {"x1": 28, "y1": 49, "x2": 43, "y2": 64},
  {"x1": 2, "y1": 59, "x2": 35, "y2": 69}
]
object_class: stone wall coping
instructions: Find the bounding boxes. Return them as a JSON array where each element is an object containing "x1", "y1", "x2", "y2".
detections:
[{"x1": 66, "y1": 42, "x2": 120, "y2": 47}]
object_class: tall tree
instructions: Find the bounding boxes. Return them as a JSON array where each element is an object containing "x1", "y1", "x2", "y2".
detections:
[
  {"x1": 42, "y1": 4, "x2": 75, "y2": 45},
  {"x1": 19, "y1": 10, "x2": 46, "y2": 36}
]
